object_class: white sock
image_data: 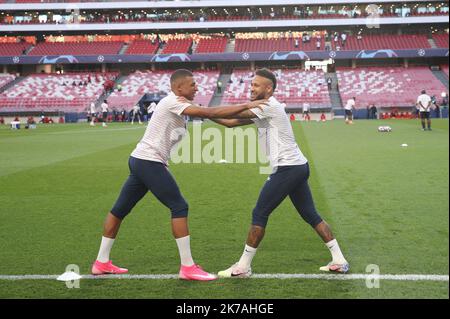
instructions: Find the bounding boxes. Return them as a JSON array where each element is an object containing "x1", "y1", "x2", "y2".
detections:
[
  {"x1": 237, "y1": 244, "x2": 257, "y2": 270},
  {"x1": 325, "y1": 239, "x2": 347, "y2": 264},
  {"x1": 96, "y1": 236, "x2": 115, "y2": 263},
  {"x1": 175, "y1": 236, "x2": 195, "y2": 267}
]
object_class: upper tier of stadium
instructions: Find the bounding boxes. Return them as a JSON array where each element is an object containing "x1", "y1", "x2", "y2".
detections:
[
  {"x1": 1, "y1": 1, "x2": 448, "y2": 32},
  {"x1": 0, "y1": 30, "x2": 448, "y2": 56}
]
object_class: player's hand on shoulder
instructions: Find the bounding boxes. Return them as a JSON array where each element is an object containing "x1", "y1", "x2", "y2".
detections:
[
  {"x1": 177, "y1": 96, "x2": 196, "y2": 106},
  {"x1": 247, "y1": 99, "x2": 269, "y2": 110}
]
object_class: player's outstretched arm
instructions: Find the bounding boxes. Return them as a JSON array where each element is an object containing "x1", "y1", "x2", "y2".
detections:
[
  {"x1": 210, "y1": 109, "x2": 260, "y2": 127},
  {"x1": 180, "y1": 99, "x2": 267, "y2": 119},
  {"x1": 210, "y1": 118, "x2": 254, "y2": 128}
]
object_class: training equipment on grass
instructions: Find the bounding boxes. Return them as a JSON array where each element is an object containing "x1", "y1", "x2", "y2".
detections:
[{"x1": 378, "y1": 126, "x2": 392, "y2": 132}]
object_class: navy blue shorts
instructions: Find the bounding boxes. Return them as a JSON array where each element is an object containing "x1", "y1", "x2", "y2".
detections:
[
  {"x1": 111, "y1": 157, "x2": 189, "y2": 220},
  {"x1": 252, "y1": 164, "x2": 323, "y2": 228},
  {"x1": 420, "y1": 111, "x2": 430, "y2": 120}
]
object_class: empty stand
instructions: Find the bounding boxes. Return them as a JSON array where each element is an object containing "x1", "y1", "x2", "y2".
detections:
[
  {"x1": 29, "y1": 42, "x2": 123, "y2": 56},
  {"x1": 332, "y1": 34, "x2": 431, "y2": 50},
  {"x1": 108, "y1": 70, "x2": 219, "y2": 109},
  {"x1": 337, "y1": 67, "x2": 448, "y2": 107},
  {"x1": 0, "y1": 74, "x2": 16, "y2": 90},
  {"x1": 0, "y1": 43, "x2": 32, "y2": 56},
  {"x1": 0, "y1": 73, "x2": 118, "y2": 112},
  {"x1": 235, "y1": 37, "x2": 331, "y2": 52},
  {"x1": 433, "y1": 34, "x2": 449, "y2": 48},
  {"x1": 195, "y1": 38, "x2": 228, "y2": 54},
  {"x1": 161, "y1": 39, "x2": 193, "y2": 54},
  {"x1": 125, "y1": 40, "x2": 159, "y2": 55},
  {"x1": 221, "y1": 69, "x2": 331, "y2": 108}
]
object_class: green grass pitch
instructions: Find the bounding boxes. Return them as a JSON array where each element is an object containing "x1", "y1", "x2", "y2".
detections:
[{"x1": 0, "y1": 119, "x2": 448, "y2": 299}]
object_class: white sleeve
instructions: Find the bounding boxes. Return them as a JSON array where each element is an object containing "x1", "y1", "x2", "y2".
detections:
[
  {"x1": 168, "y1": 102, "x2": 191, "y2": 116},
  {"x1": 249, "y1": 106, "x2": 270, "y2": 120}
]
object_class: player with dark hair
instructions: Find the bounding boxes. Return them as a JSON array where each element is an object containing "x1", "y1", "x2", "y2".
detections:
[
  {"x1": 209, "y1": 68, "x2": 349, "y2": 277},
  {"x1": 92, "y1": 69, "x2": 267, "y2": 281}
]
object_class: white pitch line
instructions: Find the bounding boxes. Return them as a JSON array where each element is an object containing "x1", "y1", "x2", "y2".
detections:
[{"x1": 0, "y1": 274, "x2": 447, "y2": 282}]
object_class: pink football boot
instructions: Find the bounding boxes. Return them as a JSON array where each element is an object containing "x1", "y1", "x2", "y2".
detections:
[
  {"x1": 179, "y1": 264, "x2": 217, "y2": 281},
  {"x1": 91, "y1": 260, "x2": 128, "y2": 275}
]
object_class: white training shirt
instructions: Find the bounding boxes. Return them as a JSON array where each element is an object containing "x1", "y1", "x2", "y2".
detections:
[
  {"x1": 417, "y1": 94, "x2": 432, "y2": 112},
  {"x1": 131, "y1": 92, "x2": 191, "y2": 166},
  {"x1": 302, "y1": 103, "x2": 310, "y2": 112},
  {"x1": 345, "y1": 99, "x2": 355, "y2": 110},
  {"x1": 250, "y1": 96, "x2": 308, "y2": 169},
  {"x1": 90, "y1": 103, "x2": 96, "y2": 114},
  {"x1": 101, "y1": 103, "x2": 108, "y2": 113}
]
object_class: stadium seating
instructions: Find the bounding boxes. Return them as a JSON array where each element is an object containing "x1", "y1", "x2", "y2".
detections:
[
  {"x1": 0, "y1": 43, "x2": 32, "y2": 56},
  {"x1": 0, "y1": 73, "x2": 118, "y2": 112},
  {"x1": 28, "y1": 42, "x2": 124, "y2": 56},
  {"x1": 195, "y1": 38, "x2": 228, "y2": 54},
  {"x1": 161, "y1": 39, "x2": 193, "y2": 54},
  {"x1": 235, "y1": 38, "x2": 326, "y2": 52},
  {"x1": 125, "y1": 40, "x2": 159, "y2": 55},
  {"x1": 0, "y1": 74, "x2": 16, "y2": 90},
  {"x1": 107, "y1": 70, "x2": 219, "y2": 109},
  {"x1": 337, "y1": 66, "x2": 448, "y2": 108},
  {"x1": 332, "y1": 34, "x2": 431, "y2": 50},
  {"x1": 433, "y1": 34, "x2": 449, "y2": 48},
  {"x1": 221, "y1": 69, "x2": 331, "y2": 108}
]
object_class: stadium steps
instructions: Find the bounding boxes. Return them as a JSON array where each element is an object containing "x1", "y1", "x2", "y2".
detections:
[
  {"x1": 156, "y1": 44, "x2": 165, "y2": 55},
  {"x1": 225, "y1": 39, "x2": 236, "y2": 53},
  {"x1": 428, "y1": 39, "x2": 438, "y2": 49},
  {"x1": 118, "y1": 43, "x2": 129, "y2": 55},
  {"x1": 209, "y1": 73, "x2": 231, "y2": 107},
  {"x1": 24, "y1": 45, "x2": 35, "y2": 55},
  {"x1": 191, "y1": 41, "x2": 198, "y2": 53},
  {"x1": 328, "y1": 72, "x2": 343, "y2": 109},
  {"x1": 95, "y1": 75, "x2": 127, "y2": 107},
  {"x1": 0, "y1": 76, "x2": 25, "y2": 94},
  {"x1": 432, "y1": 70, "x2": 449, "y2": 88}
]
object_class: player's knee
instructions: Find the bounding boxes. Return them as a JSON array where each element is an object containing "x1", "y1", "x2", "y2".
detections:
[
  {"x1": 171, "y1": 201, "x2": 189, "y2": 218},
  {"x1": 300, "y1": 209, "x2": 323, "y2": 228},
  {"x1": 252, "y1": 208, "x2": 270, "y2": 228},
  {"x1": 110, "y1": 208, "x2": 129, "y2": 220}
]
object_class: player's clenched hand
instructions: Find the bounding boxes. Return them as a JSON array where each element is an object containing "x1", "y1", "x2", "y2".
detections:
[{"x1": 246, "y1": 99, "x2": 269, "y2": 110}]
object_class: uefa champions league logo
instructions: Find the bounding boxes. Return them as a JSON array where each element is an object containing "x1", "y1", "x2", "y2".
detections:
[
  {"x1": 97, "y1": 55, "x2": 105, "y2": 63},
  {"x1": 242, "y1": 53, "x2": 250, "y2": 60},
  {"x1": 418, "y1": 49, "x2": 426, "y2": 57},
  {"x1": 329, "y1": 51, "x2": 337, "y2": 59},
  {"x1": 12, "y1": 56, "x2": 20, "y2": 64}
]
